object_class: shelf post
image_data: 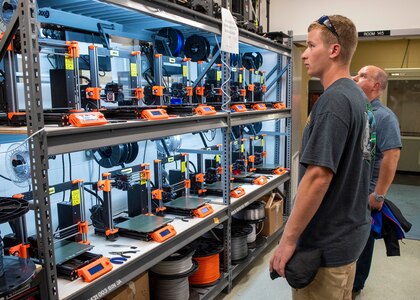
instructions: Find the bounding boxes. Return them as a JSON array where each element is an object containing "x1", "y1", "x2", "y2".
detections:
[
  {"x1": 19, "y1": 0, "x2": 58, "y2": 298},
  {"x1": 284, "y1": 31, "x2": 294, "y2": 215}
]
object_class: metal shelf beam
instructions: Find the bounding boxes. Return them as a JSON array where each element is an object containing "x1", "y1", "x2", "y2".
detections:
[
  {"x1": 46, "y1": 114, "x2": 228, "y2": 155},
  {"x1": 230, "y1": 173, "x2": 291, "y2": 215},
  {"x1": 230, "y1": 109, "x2": 291, "y2": 127}
]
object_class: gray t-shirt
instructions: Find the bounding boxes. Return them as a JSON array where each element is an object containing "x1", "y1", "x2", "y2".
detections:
[
  {"x1": 298, "y1": 78, "x2": 371, "y2": 267},
  {"x1": 370, "y1": 99, "x2": 402, "y2": 191}
]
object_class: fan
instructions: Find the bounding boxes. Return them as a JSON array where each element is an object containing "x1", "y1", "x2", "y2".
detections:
[
  {"x1": 0, "y1": 0, "x2": 17, "y2": 32},
  {"x1": 156, "y1": 136, "x2": 182, "y2": 156},
  {"x1": 5, "y1": 142, "x2": 31, "y2": 187}
]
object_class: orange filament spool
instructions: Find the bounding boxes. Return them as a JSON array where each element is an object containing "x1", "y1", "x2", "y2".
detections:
[{"x1": 189, "y1": 254, "x2": 220, "y2": 285}]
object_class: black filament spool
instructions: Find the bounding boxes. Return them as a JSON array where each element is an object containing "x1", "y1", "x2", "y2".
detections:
[
  {"x1": 189, "y1": 237, "x2": 224, "y2": 257},
  {"x1": 184, "y1": 35, "x2": 210, "y2": 62},
  {"x1": 242, "y1": 52, "x2": 263, "y2": 70}
]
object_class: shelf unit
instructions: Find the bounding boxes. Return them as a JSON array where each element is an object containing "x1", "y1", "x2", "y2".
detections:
[
  {"x1": 58, "y1": 204, "x2": 230, "y2": 300},
  {"x1": 0, "y1": 0, "x2": 293, "y2": 299}
]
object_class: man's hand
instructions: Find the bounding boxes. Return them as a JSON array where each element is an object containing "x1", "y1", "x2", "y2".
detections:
[
  {"x1": 269, "y1": 238, "x2": 297, "y2": 278},
  {"x1": 369, "y1": 193, "x2": 384, "y2": 211}
]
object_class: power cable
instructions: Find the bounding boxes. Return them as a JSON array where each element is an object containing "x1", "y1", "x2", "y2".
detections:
[
  {"x1": 214, "y1": 35, "x2": 232, "y2": 111},
  {"x1": 0, "y1": 128, "x2": 45, "y2": 155}
]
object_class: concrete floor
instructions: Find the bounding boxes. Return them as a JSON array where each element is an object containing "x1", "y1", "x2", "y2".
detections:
[{"x1": 215, "y1": 238, "x2": 420, "y2": 300}]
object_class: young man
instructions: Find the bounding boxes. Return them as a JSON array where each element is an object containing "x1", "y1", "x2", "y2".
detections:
[
  {"x1": 270, "y1": 15, "x2": 373, "y2": 299},
  {"x1": 352, "y1": 65, "x2": 402, "y2": 295}
]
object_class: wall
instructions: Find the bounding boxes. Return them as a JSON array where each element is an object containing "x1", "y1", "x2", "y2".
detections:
[
  {"x1": 293, "y1": 38, "x2": 420, "y2": 138},
  {"x1": 270, "y1": 0, "x2": 420, "y2": 39},
  {"x1": 352, "y1": 39, "x2": 420, "y2": 70}
]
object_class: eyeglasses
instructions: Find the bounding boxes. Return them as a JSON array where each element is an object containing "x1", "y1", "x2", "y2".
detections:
[{"x1": 317, "y1": 15, "x2": 340, "y2": 43}]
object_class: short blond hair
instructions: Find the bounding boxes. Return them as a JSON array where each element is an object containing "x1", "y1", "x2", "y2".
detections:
[{"x1": 308, "y1": 15, "x2": 358, "y2": 64}]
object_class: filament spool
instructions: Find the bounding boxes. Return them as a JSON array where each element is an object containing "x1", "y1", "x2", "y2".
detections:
[
  {"x1": 0, "y1": 197, "x2": 34, "y2": 297},
  {"x1": 155, "y1": 27, "x2": 184, "y2": 57},
  {"x1": 150, "y1": 246, "x2": 197, "y2": 278},
  {"x1": 231, "y1": 224, "x2": 252, "y2": 263},
  {"x1": 151, "y1": 277, "x2": 190, "y2": 300},
  {"x1": 189, "y1": 238, "x2": 224, "y2": 286},
  {"x1": 246, "y1": 223, "x2": 257, "y2": 243},
  {"x1": 246, "y1": 220, "x2": 266, "y2": 250},
  {"x1": 242, "y1": 52, "x2": 263, "y2": 70},
  {"x1": 150, "y1": 246, "x2": 198, "y2": 300},
  {"x1": 233, "y1": 201, "x2": 266, "y2": 222},
  {"x1": 184, "y1": 35, "x2": 210, "y2": 62}
]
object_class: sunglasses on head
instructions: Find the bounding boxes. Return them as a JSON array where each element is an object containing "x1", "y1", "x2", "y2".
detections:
[{"x1": 317, "y1": 15, "x2": 340, "y2": 43}]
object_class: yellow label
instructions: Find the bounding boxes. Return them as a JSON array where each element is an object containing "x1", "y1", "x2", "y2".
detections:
[
  {"x1": 168, "y1": 157, "x2": 174, "y2": 163},
  {"x1": 213, "y1": 217, "x2": 219, "y2": 224},
  {"x1": 261, "y1": 139, "x2": 265, "y2": 146},
  {"x1": 239, "y1": 73, "x2": 243, "y2": 83},
  {"x1": 65, "y1": 57, "x2": 74, "y2": 70},
  {"x1": 169, "y1": 57, "x2": 176, "y2": 63},
  {"x1": 241, "y1": 144, "x2": 244, "y2": 152},
  {"x1": 71, "y1": 189, "x2": 81, "y2": 206},
  {"x1": 130, "y1": 63, "x2": 137, "y2": 77},
  {"x1": 215, "y1": 155, "x2": 220, "y2": 163},
  {"x1": 140, "y1": 172, "x2": 146, "y2": 185},
  {"x1": 217, "y1": 71, "x2": 221, "y2": 81},
  {"x1": 110, "y1": 50, "x2": 119, "y2": 56},
  {"x1": 49, "y1": 187, "x2": 55, "y2": 194},
  {"x1": 181, "y1": 161, "x2": 186, "y2": 173},
  {"x1": 182, "y1": 65, "x2": 188, "y2": 77},
  {"x1": 260, "y1": 76, "x2": 264, "y2": 84}
]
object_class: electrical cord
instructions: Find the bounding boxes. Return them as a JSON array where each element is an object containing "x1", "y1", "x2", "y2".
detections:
[
  {"x1": 0, "y1": 174, "x2": 12, "y2": 181},
  {"x1": 62, "y1": 154, "x2": 66, "y2": 202},
  {"x1": 203, "y1": 129, "x2": 216, "y2": 142},
  {"x1": 46, "y1": 54, "x2": 57, "y2": 69},
  {"x1": 142, "y1": 140, "x2": 148, "y2": 163},
  {"x1": 214, "y1": 35, "x2": 232, "y2": 111},
  {"x1": 0, "y1": 128, "x2": 45, "y2": 154},
  {"x1": 79, "y1": 75, "x2": 91, "y2": 84},
  {"x1": 68, "y1": 153, "x2": 72, "y2": 180},
  {"x1": 83, "y1": 186, "x2": 104, "y2": 204},
  {"x1": 188, "y1": 160, "x2": 197, "y2": 174}
]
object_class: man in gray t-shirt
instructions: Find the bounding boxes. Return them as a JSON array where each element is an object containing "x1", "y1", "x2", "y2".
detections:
[
  {"x1": 353, "y1": 65, "x2": 402, "y2": 295},
  {"x1": 270, "y1": 15, "x2": 372, "y2": 299},
  {"x1": 298, "y1": 77, "x2": 371, "y2": 267}
]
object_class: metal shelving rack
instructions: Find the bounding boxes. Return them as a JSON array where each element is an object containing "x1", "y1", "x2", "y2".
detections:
[
  {"x1": 67, "y1": 207, "x2": 230, "y2": 300},
  {"x1": 0, "y1": 0, "x2": 293, "y2": 299}
]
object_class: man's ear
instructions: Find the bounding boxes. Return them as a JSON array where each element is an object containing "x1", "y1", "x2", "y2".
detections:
[{"x1": 329, "y1": 44, "x2": 340, "y2": 58}]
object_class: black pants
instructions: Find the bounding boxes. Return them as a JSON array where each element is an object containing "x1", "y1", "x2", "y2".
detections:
[{"x1": 353, "y1": 232, "x2": 375, "y2": 291}]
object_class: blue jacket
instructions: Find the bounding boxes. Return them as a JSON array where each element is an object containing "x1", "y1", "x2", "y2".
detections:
[{"x1": 371, "y1": 199, "x2": 412, "y2": 256}]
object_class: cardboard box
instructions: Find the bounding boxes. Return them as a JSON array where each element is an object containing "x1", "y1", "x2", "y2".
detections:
[
  {"x1": 260, "y1": 192, "x2": 284, "y2": 237},
  {"x1": 104, "y1": 271, "x2": 149, "y2": 300}
]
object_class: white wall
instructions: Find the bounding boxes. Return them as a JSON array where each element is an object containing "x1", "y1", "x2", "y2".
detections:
[{"x1": 270, "y1": 0, "x2": 420, "y2": 40}]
